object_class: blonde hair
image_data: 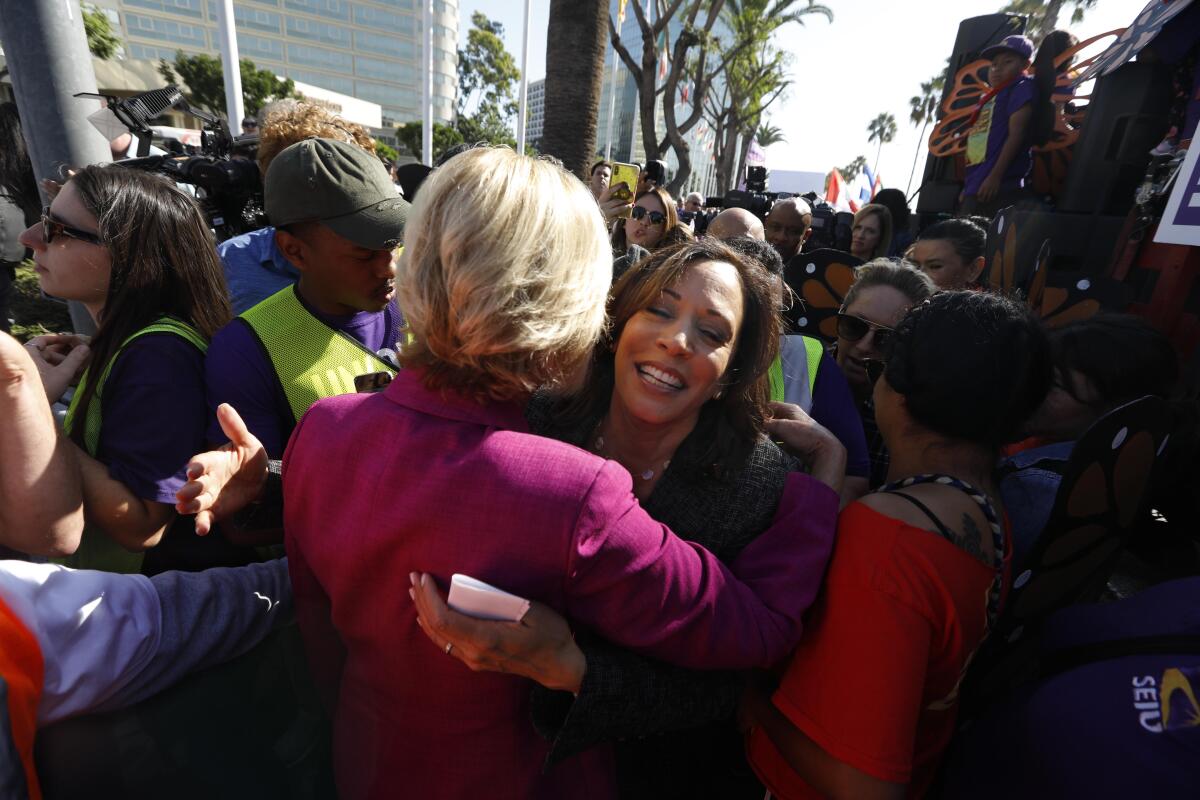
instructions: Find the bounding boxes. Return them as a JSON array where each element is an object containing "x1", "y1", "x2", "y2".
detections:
[
  {"x1": 852, "y1": 203, "x2": 894, "y2": 261},
  {"x1": 397, "y1": 147, "x2": 612, "y2": 401},
  {"x1": 256, "y1": 101, "x2": 375, "y2": 175}
]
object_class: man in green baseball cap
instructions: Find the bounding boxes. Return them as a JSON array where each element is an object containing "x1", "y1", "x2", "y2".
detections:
[{"x1": 204, "y1": 138, "x2": 408, "y2": 485}]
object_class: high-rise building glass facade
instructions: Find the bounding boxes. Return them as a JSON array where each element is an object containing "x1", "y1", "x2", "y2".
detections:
[{"x1": 92, "y1": 0, "x2": 458, "y2": 137}]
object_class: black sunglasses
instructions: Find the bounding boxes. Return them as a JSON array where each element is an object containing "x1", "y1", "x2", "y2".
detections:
[
  {"x1": 863, "y1": 358, "x2": 887, "y2": 386},
  {"x1": 630, "y1": 206, "x2": 666, "y2": 225},
  {"x1": 42, "y1": 207, "x2": 103, "y2": 246},
  {"x1": 836, "y1": 312, "x2": 893, "y2": 351}
]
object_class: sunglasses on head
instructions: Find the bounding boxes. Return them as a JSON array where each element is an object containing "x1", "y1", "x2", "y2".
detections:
[
  {"x1": 630, "y1": 206, "x2": 666, "y2": 225},
  {"x1": 41, "y1": 207, "x2": 103, "y2": 246},
  {"x1": 836, "y1": 312, "x2": 893, "y2": 351}
]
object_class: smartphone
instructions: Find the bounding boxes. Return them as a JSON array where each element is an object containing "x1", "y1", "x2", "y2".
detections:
[{"x1": 609, "y1": 161, "x2": 640, "y2": 203}]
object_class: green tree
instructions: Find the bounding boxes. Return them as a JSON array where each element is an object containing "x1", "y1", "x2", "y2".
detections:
[
  {"x1": 395, "y1": 121, "x2": 464, "y2": 163},
  {"x1": 375, "y1": 141, "x2": 399, "y2": 164},
  {"x1": 839, "y1": 155, "x2": 867, "y2": 181},
  {"x1": 1001, "y1": 0, "x2": 1097, "y2": 43},
  {"x1": 157, "y1": 52, "x2": 300, "y2": 118},
  {"x1": 867, "y1": 112, "x2": 897, "y2": 178},
  {"x1": 82, "y1": 4, "x2": 121, "y2": 60},
  {"x1": 906, "y1": 75, "x2": 944, "y2": 195},
  {"x1": 456, "y1": 12, "x2": 521, "y2": 146},
  {"x1": 613, "y1": 0, "x2": 831, "y2": 195},
  {"x1": 754, "y1": 122, "x2": 786, "y2": 147}
]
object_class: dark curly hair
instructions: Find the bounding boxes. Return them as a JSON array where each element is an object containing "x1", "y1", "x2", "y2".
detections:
[
  {"x1": 882, "y1": 291, "x2": 1052, "y2": 446},
  {"x1": 558, "y1": 238, "x2": 781, "y2": 473}
]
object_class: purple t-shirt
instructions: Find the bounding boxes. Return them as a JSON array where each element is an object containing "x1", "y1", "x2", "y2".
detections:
[
  {"x1": 941, "y1": 577, "x2": 1200, "y2": 798},
  {"x1": 963, "y1": 75, "x2": 1036, "y2": 197},
  {"x1": 205, "y1": 287, "x2": 404, "y2": 457},
  {"x1": 97, "y1": 334, "x2": 208, "y2": 504},
  {"x1": 810, "y1": 352, "x2": 870, "y2": 479}
]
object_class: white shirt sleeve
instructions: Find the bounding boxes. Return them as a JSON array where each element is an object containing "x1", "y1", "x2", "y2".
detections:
[{"x1": 0, "y1": 562, "x2": 161, "y2": 725}]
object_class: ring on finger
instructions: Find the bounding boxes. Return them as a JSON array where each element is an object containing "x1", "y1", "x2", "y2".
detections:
[{"x1": 444, "y1": 641, "x2": 453, "y2": 656}]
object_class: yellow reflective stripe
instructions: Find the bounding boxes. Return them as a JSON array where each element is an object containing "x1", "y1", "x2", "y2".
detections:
[{"x1": 240, "y1": 287, "x2": 397, "y2": 422}]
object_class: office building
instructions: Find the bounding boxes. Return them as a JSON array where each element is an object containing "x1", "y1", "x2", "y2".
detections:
[
  {"x1": 86, "y1": 0, "x2": 458, "y2": 141},
  {"x1": 524, "y1": 78, "x2": 544, "y2": 151}
]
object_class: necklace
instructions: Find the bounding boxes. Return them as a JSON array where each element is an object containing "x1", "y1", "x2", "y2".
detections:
[{"x1": 592, "y1": 431, "x2": 670, "y2": 481}]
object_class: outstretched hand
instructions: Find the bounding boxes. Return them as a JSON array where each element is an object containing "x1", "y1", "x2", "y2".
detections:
[
  {"x1": 409, "y1": 572, "x2": 586, "y2": 694},
  {"x1": 174, "y1": 403, "x2": 267, "y2": 535}
]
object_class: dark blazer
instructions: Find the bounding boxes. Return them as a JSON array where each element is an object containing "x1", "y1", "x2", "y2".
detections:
[{"x1": 525, "y1": 394, "x2": 828, "y2": 799}]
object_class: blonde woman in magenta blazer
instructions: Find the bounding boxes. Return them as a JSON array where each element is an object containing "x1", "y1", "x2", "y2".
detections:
[{"x1": 279, "y1": 148, "x2": 846, "y2": 800}]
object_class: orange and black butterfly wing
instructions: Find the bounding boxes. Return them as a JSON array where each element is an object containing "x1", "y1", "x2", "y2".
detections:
[
  {"x1": 966, "y1": 396, "x2": 1171, "y2": 709},
  {"x1": 782, "y1": 249, "x2": 862, "y2": 341},
  {"x1": 1038, "y1": 270, "x2": 1131, "y2": 329},
  {"x1": 928, "y1": 59, "x2": 991, "y2": 159}
]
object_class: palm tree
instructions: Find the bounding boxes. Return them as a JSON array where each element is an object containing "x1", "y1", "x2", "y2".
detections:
[
  {"x1": 867, "y1": 112, "x2": 897, "y2": 179},
  {"x1": 754, "y1": 122, "x2": 787, "y2": 148},
  {"x1": 839, "y1": 155, "x2": 867, "y2": 181},
  {"x1": 906, "y1": 76, "x2": 944, "y2": 196},
  {"x1": 541, "y1": 0, "x2": 607, "y2": 178}
]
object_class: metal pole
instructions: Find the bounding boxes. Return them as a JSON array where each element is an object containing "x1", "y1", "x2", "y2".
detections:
[
  {"x1": 216, "y1": 0, "x2": 244, "y2": 131},
  {"x1": 515, "y1": 0, "x2": 531, "y2": 154},
  {"x1": 0, "y1": 0, "x2": 111, "y2": 335},
  {"x1": 603, "y1": 53, "x2": 619, "y2": 161},
  {"x1": 422, "y1": 0, "x2": 433, "y2": 165}
]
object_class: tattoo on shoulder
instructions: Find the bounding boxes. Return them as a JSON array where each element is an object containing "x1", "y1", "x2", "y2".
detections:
[{"x1": 954, "y1": 513, "x2": 989, "y2": 564}]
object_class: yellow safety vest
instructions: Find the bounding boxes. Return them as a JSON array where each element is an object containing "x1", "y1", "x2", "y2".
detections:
[
  {"x1": 238, "y1": 285, "x2": 398, "y2": 424},
  {"x1": 61, "y1": 316, "x2": 207, "y2": 574},
  {"x1": 768, "y1": 335, "x2": 825, "y2": 412}
]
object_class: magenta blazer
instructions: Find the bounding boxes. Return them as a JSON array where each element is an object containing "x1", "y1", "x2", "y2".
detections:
[{"x1": 283, "y1": 368, "x2": 837, "y2": 799}]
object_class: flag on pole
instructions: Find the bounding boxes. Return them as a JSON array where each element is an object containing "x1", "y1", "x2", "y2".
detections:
[
  {"x1": 618, "y1": 0, "x2": 628, "y2": 24},
  {"x1": 826, "y1": 169, "x2": 852, "y2": 212},
  {"x1": 850, "y1": 169, "x2": 873, "y2": 212}
]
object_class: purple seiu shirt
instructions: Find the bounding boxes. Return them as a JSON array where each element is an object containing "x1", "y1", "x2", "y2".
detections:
[
  {"x1": 204, "y1": 286, "x2": 404, "y2": 457},
  {"x1": 810, "y1": 352, "x2": 870, "y2": 479},
  {"x1": 963, "y1": 75, "x2": 1036, "y2": 197},
  {"x1": 98, "y1": 334, "x2": 208, "y2": 504}
]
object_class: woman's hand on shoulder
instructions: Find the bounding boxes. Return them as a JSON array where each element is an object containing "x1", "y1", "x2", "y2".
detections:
[
  {"x1": 410, "y1": 572, "x2": 587, "y2": 694},
  {"x1": 767, "y1": 402, "x2": 847, "y2": 496}
]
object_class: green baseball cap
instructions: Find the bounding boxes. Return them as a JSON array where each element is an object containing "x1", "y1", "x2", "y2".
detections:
[{"x1": 265, "y1": 137, "x2": 408, "y2": 250}]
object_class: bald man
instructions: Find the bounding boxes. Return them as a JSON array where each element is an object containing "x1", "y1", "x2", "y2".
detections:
[
  {"x1": 764, "y1": 197, "x2": 813, "y2": 261},
  {"x1": 706, "y1": 207, "x2": 765, "y2": 241}
]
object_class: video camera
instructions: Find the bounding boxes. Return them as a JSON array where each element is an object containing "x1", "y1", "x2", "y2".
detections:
[
  {"x1": 801, "y1": 192, "x2": 853, "y2": 252},
  {"x1": 76, "y1": 86, "x2": 265, "y2": 241},
  {"x1": 706, "y1": 166, "x2": 777, "y2": 218}
]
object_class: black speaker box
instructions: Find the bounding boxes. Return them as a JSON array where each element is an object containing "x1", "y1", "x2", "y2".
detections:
[{"x1": 1058, "y1": 61, "x2": 1173, "y2": 215}]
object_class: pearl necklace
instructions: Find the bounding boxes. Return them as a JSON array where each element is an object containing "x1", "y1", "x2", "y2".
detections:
[{"x1": 592, "y1": 432, "x2": 671, "y2": 481}]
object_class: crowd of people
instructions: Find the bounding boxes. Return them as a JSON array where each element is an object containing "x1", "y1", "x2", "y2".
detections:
[{"x1": 0, "y1": 26, "x2": 1197, "y2": 799}]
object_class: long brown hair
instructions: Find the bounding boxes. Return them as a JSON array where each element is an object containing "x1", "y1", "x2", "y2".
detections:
[
  {"x1": 68, "y1": 165, "x2": 231, "y2": 447},
  {"x1": 559, "y1": 238, "x2": 781, "y2": 473}
]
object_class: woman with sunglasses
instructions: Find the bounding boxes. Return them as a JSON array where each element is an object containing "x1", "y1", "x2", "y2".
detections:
[
  {"x1": 612, "y1": 186, "x2": 690, "y2": 255},
  {"x1": 744, "y1": 291, "x2": 1053, "y2": 799},
  {"x1": 834, "y1": 260, "x2": 935, "y2": 487},
  {"x1": 19, "y1": 164, "x2": 236, "y2": 574}
]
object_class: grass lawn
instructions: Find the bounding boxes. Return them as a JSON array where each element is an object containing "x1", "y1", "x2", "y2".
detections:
[{"x1": 9, "y1": 261, "x2": 72, "y2": 342}]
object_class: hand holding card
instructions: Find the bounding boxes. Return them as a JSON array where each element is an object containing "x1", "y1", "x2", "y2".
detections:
[{"x1": 446, "y1": 574, "x2": 531, "y2": 622}]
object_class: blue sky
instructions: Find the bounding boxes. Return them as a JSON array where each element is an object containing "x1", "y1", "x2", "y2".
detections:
[{"x1": 464, "y1": 0, "x2": 1151, "y2": 192}]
